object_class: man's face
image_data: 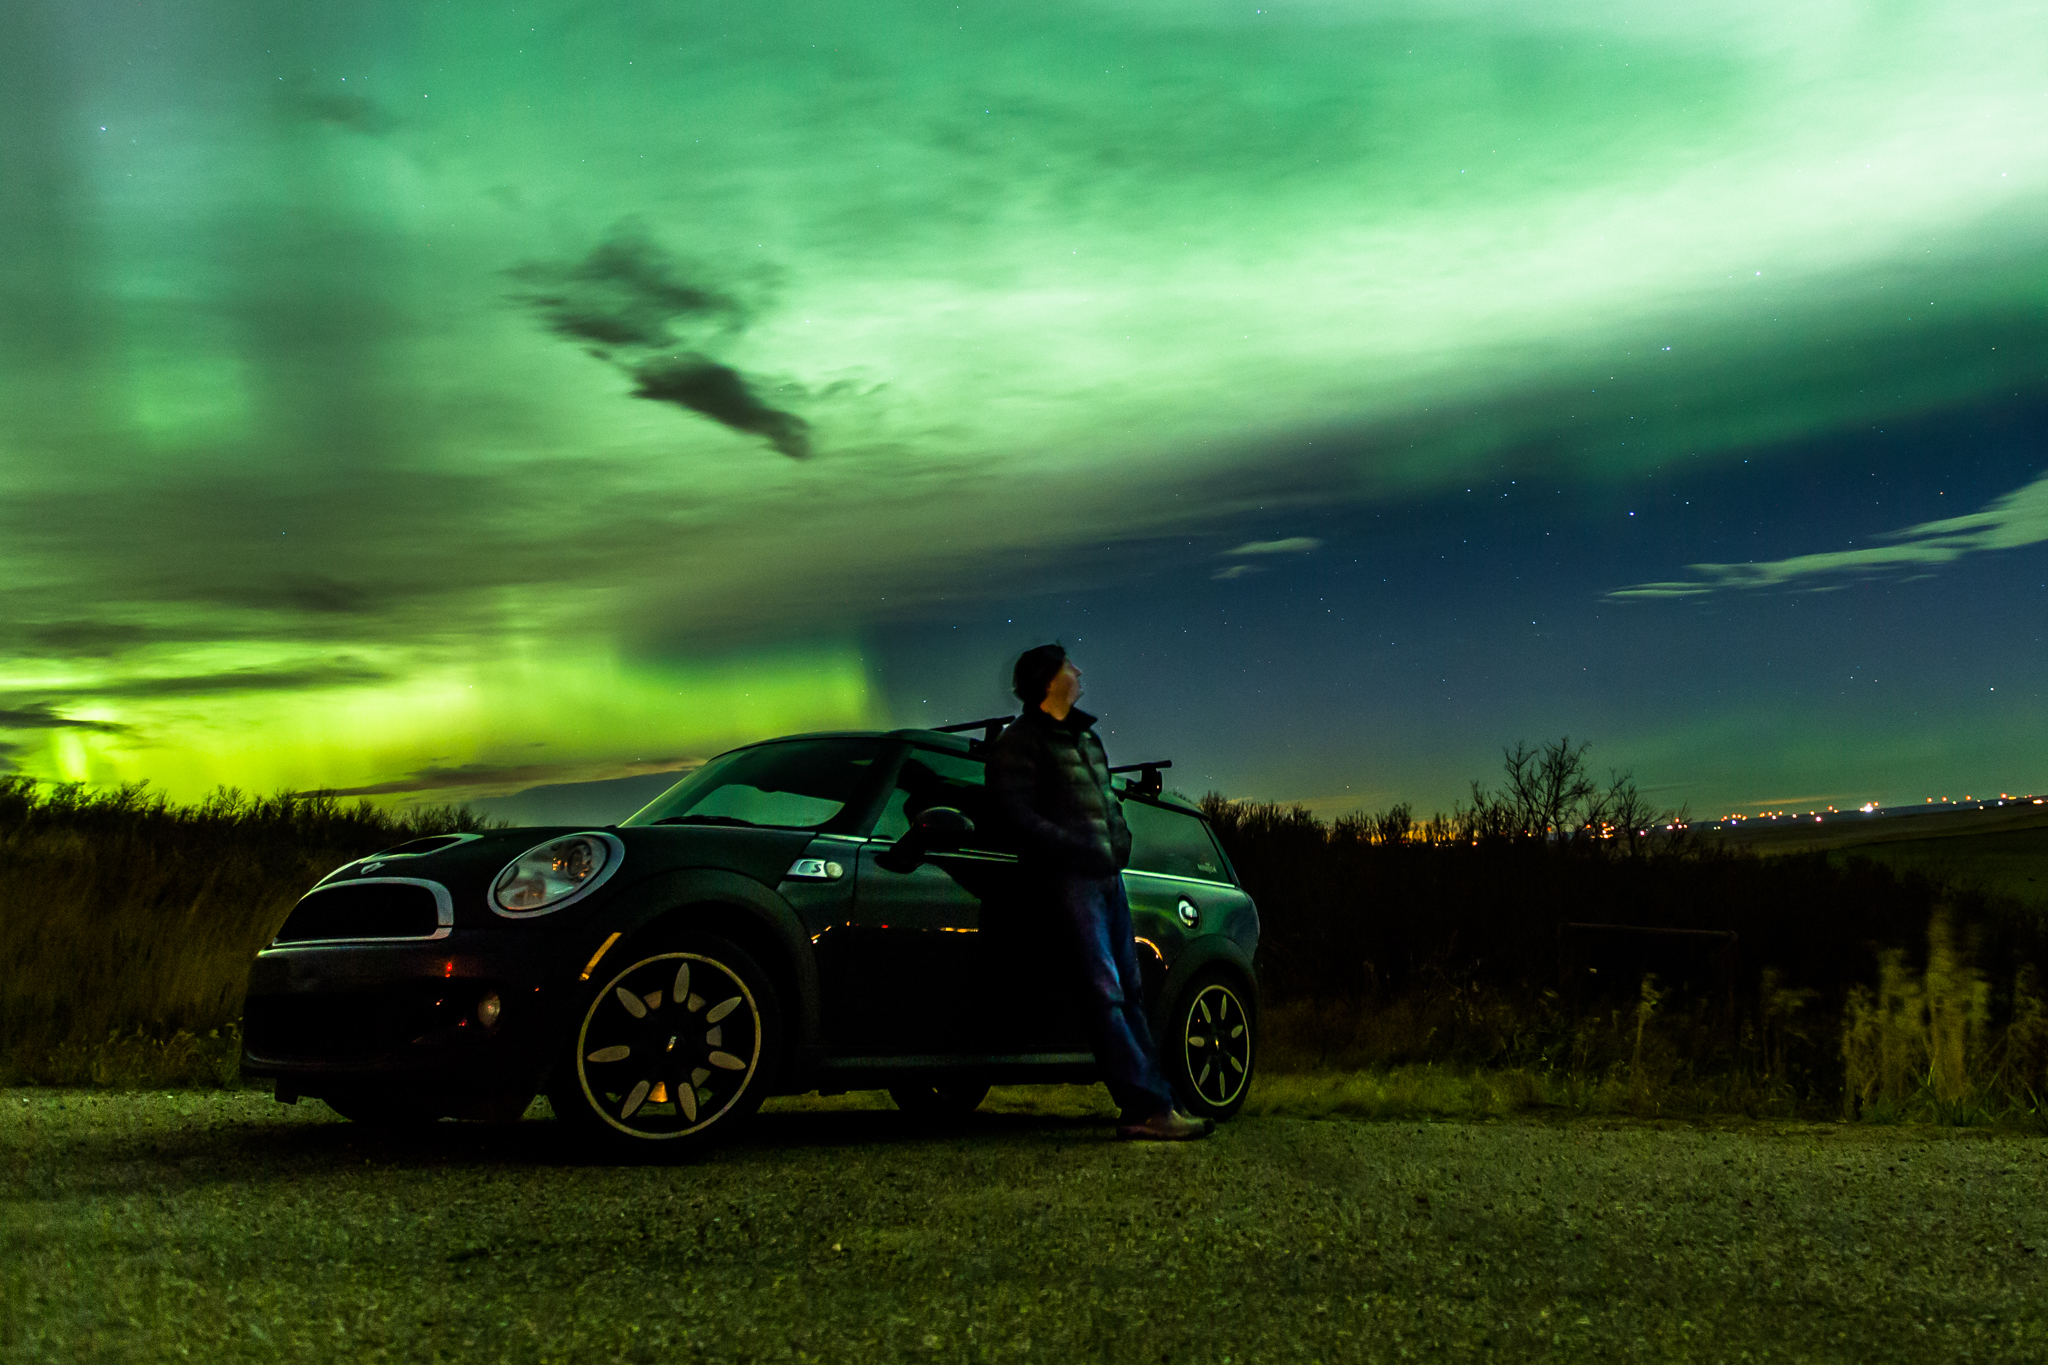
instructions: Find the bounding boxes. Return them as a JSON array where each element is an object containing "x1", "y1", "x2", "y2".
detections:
[{"x1": 1045, "y1": 659, "x2": 1083, "y2": 711}]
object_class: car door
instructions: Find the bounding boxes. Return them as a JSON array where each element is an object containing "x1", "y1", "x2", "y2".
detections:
[
  {"x1": 1117, "y1": 795, "x2": 1245, "y2": 1007},
  {"x1": 825, "y1": 745, "x2": 1017, "y2": 1056}
]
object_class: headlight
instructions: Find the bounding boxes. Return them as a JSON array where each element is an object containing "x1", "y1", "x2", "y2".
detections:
[{"x1": 490, "y1": 833, "x2": 625, "y2": 917}]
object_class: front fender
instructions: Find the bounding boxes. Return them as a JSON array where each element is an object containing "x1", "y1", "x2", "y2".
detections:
[{"x1": 577, "y1": 867, "x2": 822, "y2": 1056}]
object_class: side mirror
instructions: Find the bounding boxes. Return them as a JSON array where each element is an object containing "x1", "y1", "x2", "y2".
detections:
[
  {"x1": 913, "y1": 806, "x2": 974, "y2": 848},
  {"x1": 875, "y1": 807, "x2": 975, "y2": 872}
]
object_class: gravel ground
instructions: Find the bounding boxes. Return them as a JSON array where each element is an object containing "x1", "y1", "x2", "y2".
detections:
[{"x1": 5, "y1": 1088, "x2": 2047, "y2": 1363}]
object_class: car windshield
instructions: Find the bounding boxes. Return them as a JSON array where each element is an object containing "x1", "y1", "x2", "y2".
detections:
[{"x1": 621, "y1": 739, "x2": 886, "y2": 830}]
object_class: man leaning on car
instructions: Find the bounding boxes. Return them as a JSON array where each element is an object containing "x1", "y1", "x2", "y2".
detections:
[{"x1": 987, "y1": 645, "x2": 1212, "y2": 1142}]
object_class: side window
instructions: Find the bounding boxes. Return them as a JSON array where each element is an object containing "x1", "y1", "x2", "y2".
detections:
[
  {"x1": 871, "y1": 748, "x2": 1014, "y2": 853},
  {"x1": 1122, "y1": 798, "x2": 1230, "y2": 882}
]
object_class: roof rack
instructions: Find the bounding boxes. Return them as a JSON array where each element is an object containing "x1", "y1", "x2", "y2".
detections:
[
  {"x1": 1108, "y1": 760, "x2": 1172, "y2": 797},
  {"x1": 931, "y1": 715, "x2": 1017, "y2": 748}
]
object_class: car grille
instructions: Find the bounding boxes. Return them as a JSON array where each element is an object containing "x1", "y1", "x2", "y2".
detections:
[
  {"x1": 273, "y1": 880, "x2": 447, "y2": 944},
  {"x1": 243, "y1": 991, "x2": 469, "y2": 1063}
]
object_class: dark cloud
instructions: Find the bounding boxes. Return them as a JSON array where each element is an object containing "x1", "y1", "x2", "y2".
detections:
[
  {"x1": 320, "y1": 762, "x2": 571, "y2": 797},
  {"x1": 71, "y1": 660, "x2": 388, "y2": 699},
  {"x1": 279, "y1": 80, "x2": 397, "y2": 137},
  {"x1": 630, "y1": 355, "x2": 812, "y2": 459},
  {"x1": 319, "y1": 755, "x2": 694, "y2": 797},
  {"x1": 510, "y1": 227, "x2": 741, "y2": 353},
  {"x1": 199, "y1": 577, "x2": 383, "y2": 615},
  {"x1": 512, "y1": 226, "x2": 810, "y2": 458},
  {"x1": 274, "y1": 577, "x2": 381, "y2": 615},
  {"x1": 0, "y1": 702, "x2": 131, "y2": 733},
  {"x1": 9, "y1": 621, "x2": 152, "y2": 656}
]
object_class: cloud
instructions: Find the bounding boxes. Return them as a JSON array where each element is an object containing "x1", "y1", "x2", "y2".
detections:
[
  {"x1": 629, "y1": 355, "x2": 812, "y2": 460},
  {"x1": 319, "y1": 755, "x2": 699, "y2": 797},
  {"x1": 0, "y1": 703, "x2": 131, "y2": 734},
  {"x1": 509, "y1": 227, "x2": 741, "y2": 353},
  {"x1": 1225, "y1": 537, "x2": 1322, "y2": 556},
  {"x1": 61, "y1": 660, "x2": 388, "y2": 699},
  {"x1": 9, "y1": 621, "x2": 153, "y2": 656},
  {"x1": 1211, "y1": 563, "x2": 1262, "y2": 580},
  {"x1": 512, "y1": 226, "x2": 809, "y2": 456},
  {"x1": 279, "y1": 79, "x2": 397, "y2": 136},
  {"x1": 1611, "y1": 469, "x2": 2048, "y2": 599},
  {"x1": 209, "y1": 576, "x2": 382, "y2": 615}
]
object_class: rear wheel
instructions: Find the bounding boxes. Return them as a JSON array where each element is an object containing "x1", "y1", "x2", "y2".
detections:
[
  {"x1": 1163, "y1": 969, "x2": 1256, "y2": 1120},
  {"x1": 888, "y1": 1079, "x2": 991, "y2": 1118},
  {"x1": 549, "y1": 935, "x2": 781, "y2": 1158}
]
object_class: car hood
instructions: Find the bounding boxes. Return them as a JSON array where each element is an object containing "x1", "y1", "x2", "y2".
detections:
[{"x1": 311, "y1": 823, "x2": 825, "y2": 921}]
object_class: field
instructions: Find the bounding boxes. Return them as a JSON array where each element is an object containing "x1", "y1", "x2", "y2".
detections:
[
  {"x1": 8, "y1": 1090, "x2": 2048, "y2": 1364},
  {"x1": 1712, "y1": 804, "x2": 2048, "y2": 909}
]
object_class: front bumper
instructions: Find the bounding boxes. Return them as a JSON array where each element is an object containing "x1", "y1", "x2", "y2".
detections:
[{"x1": 241, "y1": 929, "x2": 584, "y2": 1101}]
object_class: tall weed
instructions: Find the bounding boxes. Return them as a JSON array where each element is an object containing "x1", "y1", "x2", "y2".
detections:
[
  {"x1": 0, "y1": 778, "x2": 486, "y2": 1085},
  {"x1": 1222, "y1": 791, "x2": 2048, "y2": 1121},
  {"x1": 1840, "y1": 906, "x2": 1997, "y2": 1120}
]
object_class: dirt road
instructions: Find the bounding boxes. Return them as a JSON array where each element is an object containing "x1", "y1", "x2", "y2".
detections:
[{"x1": 6, "y1": 1090, "x2": 2046, "y2": 1362}]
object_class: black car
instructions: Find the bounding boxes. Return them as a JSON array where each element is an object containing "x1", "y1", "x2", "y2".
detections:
[{"x1": 241, "y1": 720, "x2": 1261, "y2": 1153}]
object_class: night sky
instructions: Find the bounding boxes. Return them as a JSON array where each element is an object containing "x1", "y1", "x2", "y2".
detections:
[{"x1": 4, "y1": 0, "x2": 2044, "y2": 820}]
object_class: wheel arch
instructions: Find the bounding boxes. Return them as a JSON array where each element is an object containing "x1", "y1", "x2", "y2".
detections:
[
  {"x1": 1161, "y1": 932, "x2": 1259, "y2": 1016},
  {"x1": 597, "y1": 868, "x2": 820, "y2": 1070}
]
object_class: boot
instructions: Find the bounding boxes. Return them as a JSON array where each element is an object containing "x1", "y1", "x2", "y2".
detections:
[{"x1": 1116, "y1": 1110, "x2": 1214, "y2": 1141}]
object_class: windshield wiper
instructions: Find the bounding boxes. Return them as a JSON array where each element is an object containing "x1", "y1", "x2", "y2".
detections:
[{"x1": 650, "y1": 814, "x2": 758, "y2": 827}]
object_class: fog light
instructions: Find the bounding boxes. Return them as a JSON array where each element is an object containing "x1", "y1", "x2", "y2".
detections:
[{"x1": 476, "y1": 991, "x2": 503, "y2": 1028}]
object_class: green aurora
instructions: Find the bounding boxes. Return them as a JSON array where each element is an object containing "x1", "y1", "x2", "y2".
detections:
[{"x1": 3, "y1": 0, "x2": 2045, "y2": 810}]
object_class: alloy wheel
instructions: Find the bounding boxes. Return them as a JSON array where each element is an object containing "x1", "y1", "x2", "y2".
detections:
[
  {"x1": 574, "y1": 952, "x2": 762, "y2": 1139},
  {"x1": 1181, "y1": 981, "x2": 1252, "y2": 1109}
]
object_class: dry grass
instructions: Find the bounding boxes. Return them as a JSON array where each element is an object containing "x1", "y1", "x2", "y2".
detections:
[
  {"x1": 0, "y1": 778, "x2": 486, "y2": 1086},
  {"x1": 1837, "y1": 907, "x2": 2048, "y2": 1123},
  {"x1": 1253, "y1": 907, "x2": 2048, "y2": 1127},
  {"x1": 11, "y1": 774, "x2": 2048, "y2": 1131}
]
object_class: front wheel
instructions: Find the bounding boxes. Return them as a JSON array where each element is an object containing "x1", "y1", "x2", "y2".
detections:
[
  {"x1": 548, "y1": 934, "x2": 782, "y2": 1158},
  {"x1": 1162, "y1": 969, "x2": 1257, "y2": 1120}
]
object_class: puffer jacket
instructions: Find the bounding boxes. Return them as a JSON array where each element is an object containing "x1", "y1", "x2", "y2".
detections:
[{"x1": 987, "y1": 706, "x2": 1133, "y2": 877}]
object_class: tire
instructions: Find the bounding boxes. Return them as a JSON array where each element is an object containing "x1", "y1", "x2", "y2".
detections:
[
  {"x1": 321, "y1": 1091, "x2": 444, "y2": 1126},
  {"x1": 888, "y1": 1079, "x2": 991, "y2": 1118},
  {"x1": 1162, "y1": 968, "x2": 1257, "y2": 1120},
  {"x1": 548, "y1": 934, "x2": 782, "y2": 1158}
]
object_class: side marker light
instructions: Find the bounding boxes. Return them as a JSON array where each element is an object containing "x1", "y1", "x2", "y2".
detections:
[{"x1": 580, "y1": 931, "x2": 622, "y2": 981}]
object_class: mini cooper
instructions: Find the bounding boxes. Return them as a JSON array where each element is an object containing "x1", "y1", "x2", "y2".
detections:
[{"x1": 241, "y1": 720, "x2": 1261, "y2": 1153}]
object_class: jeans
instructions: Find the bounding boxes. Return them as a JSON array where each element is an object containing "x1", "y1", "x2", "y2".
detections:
[{"x1": 1050, "y1": 872, "x2": 1177, "y2": 1121}]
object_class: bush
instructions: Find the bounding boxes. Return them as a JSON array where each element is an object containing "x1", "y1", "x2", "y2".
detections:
[{"x1": 1209, "y1": 752, "x2": 2048, "y2": 1120}]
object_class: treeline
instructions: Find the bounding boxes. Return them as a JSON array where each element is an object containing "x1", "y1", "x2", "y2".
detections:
[{"x1": 1201, "y1": 739, "x2": 2048, "y2": 1120}]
